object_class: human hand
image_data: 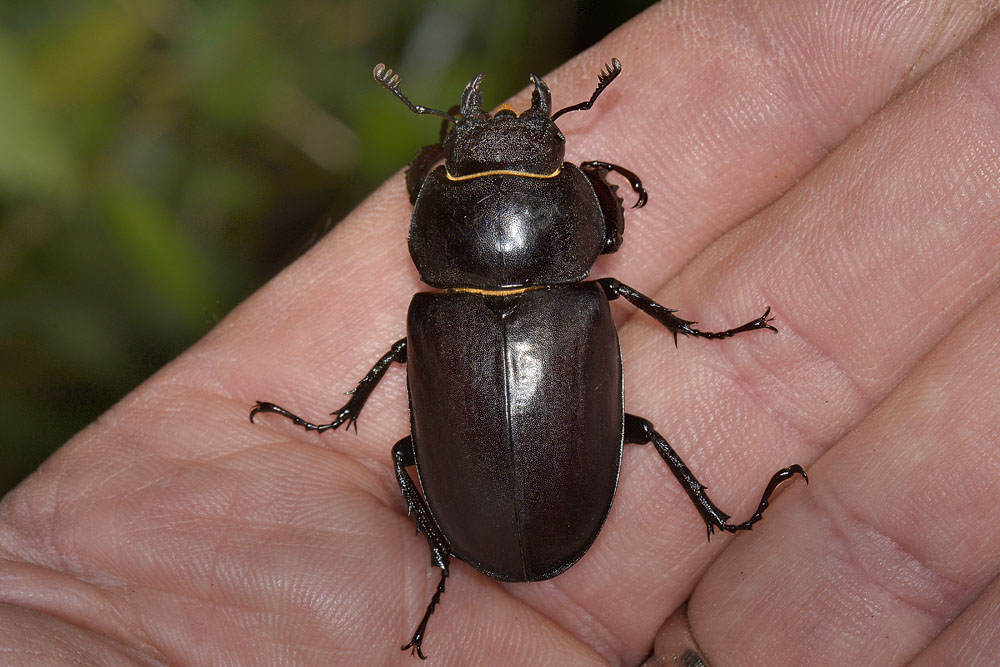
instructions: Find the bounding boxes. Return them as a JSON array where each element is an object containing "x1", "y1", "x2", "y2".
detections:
[{"x1": 2, "y1": 1, "x2": 999, "y2": 665}]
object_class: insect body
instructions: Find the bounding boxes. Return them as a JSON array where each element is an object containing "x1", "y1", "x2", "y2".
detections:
[{"x1": 251, "y1": 59, "x2": 806, "y2": 659}]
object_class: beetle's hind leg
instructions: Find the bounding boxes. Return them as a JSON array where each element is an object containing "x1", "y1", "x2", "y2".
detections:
[
  {"x1": 624, "y1": 414, "x2": 806, "y2": 540},
  {"x1": 393, "y1": 436, "x2": 451, "y2": 659}
]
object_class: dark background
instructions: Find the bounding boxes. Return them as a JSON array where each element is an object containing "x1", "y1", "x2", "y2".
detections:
[{"x1": 0, "y1": 0, "x2": 656, "y2": 495}]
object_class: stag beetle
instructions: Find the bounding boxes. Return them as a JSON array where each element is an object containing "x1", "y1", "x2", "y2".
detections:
[{"x1": 251, "y1": 59, "x2": 806, "y2": 659}]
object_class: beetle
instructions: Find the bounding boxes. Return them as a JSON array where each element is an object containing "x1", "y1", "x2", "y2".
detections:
[{"x1": 251, "y1": 59, "x2": 806, "y2": 659}]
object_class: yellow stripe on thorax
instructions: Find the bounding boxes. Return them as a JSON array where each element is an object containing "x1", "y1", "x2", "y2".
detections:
[
  {"x1": 448, "y1": 285, "x2": 547, "y2": 297},
  {"x1": 444, "y1": 165, "x2": 561, "y2": 182}
]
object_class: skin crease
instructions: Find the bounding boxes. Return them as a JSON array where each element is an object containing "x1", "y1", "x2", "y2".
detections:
[{"x1": 2, "y1": 0, "x2": 1000, "y2": 664}]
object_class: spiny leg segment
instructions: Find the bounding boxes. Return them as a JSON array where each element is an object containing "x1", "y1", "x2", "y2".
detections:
[{"x1": 625, "y1": 414, "x2": 806, "y2": 540}]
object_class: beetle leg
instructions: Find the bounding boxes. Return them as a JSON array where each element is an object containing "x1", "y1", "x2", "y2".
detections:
[
  {"x1": 581, "y1": 162, "x2": 647, "y2": 253},
  {"x1": 580, "y1": 161, "x2": 647, "y2": 209},
  {"x1": 624, "y1": 414, "x2": 806, "y2": 540},
  {"x1": 250, "y1": 338, "x2": 407, "y2": 432},
  {"x1": 581, "y1": 164, "x2": 626, "y2": 254},
  {"x1": 599, "y1": 278, "x2": 776, "y2": 346},
  {"x1": 393, "y1": 437, "x2": 451, "y2": 660}
]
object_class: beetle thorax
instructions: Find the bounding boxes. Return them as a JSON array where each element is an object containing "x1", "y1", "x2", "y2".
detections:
[{"x1": 405, "y1": 69, "x2": 609, "y2": 290}]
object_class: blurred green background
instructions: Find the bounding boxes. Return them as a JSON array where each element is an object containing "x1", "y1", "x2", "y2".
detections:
[{"x1": 0, "y1": 0, "x2": 654, "y2": 495}]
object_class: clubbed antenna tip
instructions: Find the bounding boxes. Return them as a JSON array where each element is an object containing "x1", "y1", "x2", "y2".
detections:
[{"x1": 373, "y1": 63, "x2": 457, "y2": 123}]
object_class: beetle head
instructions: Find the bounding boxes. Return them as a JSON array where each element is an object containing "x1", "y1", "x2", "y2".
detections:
[
  {"x1": 374, "y1": 60, "x2": 623, "y2": 181},
  {"x1": 443, "y1": 72, "x2": 565, "y2": 178}
]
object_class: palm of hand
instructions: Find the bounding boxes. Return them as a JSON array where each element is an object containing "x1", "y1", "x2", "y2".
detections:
[{"x1": 3, "y1": 2, "x2": 1000, "y2": 665}]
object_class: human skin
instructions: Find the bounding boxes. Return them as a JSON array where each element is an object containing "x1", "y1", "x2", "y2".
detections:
[{"x1": 2, "y1": 1, "x2": 1000, "y2": 665}]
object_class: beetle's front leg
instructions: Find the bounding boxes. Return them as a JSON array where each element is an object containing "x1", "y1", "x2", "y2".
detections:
[
  {"x1": 580, "y1": 160, "x2": 648, "y2": 208},
  {"x1": 581, "y1": 162, "x2": 647, "y2": 255},
  {"x1": 599, "y1": 278, "x2": 776, "y2": 345},
  {"x1": 625, "y1": 414, "x2": 806, "y2": 540},
  {"x1": 250, "y1": 337, "x2": 407, "y2": 432},
  {"x1": 393, "y1": 436, "x2": 451, "y2": 660}
]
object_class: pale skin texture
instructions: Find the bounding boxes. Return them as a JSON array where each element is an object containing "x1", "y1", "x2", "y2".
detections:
[{"x1": 3, "y1": 1, "x2": 1000, "y2": 664}]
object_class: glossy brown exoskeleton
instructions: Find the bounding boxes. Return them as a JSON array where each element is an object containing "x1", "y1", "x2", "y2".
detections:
[{"x1": 251, "y1": 60, "x2": 806, "y2": 659}]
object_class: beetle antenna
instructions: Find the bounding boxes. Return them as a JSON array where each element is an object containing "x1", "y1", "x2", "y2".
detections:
[
  {"x1": 374, "y1": 63, "x2": 458, "y2": 124},
  {"x1": 551, "y1": 58, "x2": 622, "y2": 122}
]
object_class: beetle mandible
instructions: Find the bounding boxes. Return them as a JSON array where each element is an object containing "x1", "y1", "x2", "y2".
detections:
[{"x1": 251, "y1": 59, "x2": 806, "y2": 659}]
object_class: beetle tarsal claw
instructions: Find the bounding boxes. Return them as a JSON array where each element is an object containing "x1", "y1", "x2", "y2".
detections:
[{"x1": 328, "y1": 405, "x2": 359, "y2": 431}]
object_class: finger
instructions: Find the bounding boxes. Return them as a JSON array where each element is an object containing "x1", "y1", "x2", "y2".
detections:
[
  {"x1": 543, "y1": 7, "x2": 1000, "y2": 660},
  {"x1": 533, "y1": 0, "x2": 997, "y2": 282},
  {"x1": 621, "y1": 2, "x2": 1000, "y2": 481},
  {"x1": 0, "y1": 602, "x2": 139, "y2": 666},
  {"x1": 910, "y1": 575, "x2": 1000, "y2": 666},
  {"x1": 686, "y1": 282, "x2": 1000, "y2": 664},
  {"x1": 645, "y1": 605, "x2": 706, "y2": 666}
]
